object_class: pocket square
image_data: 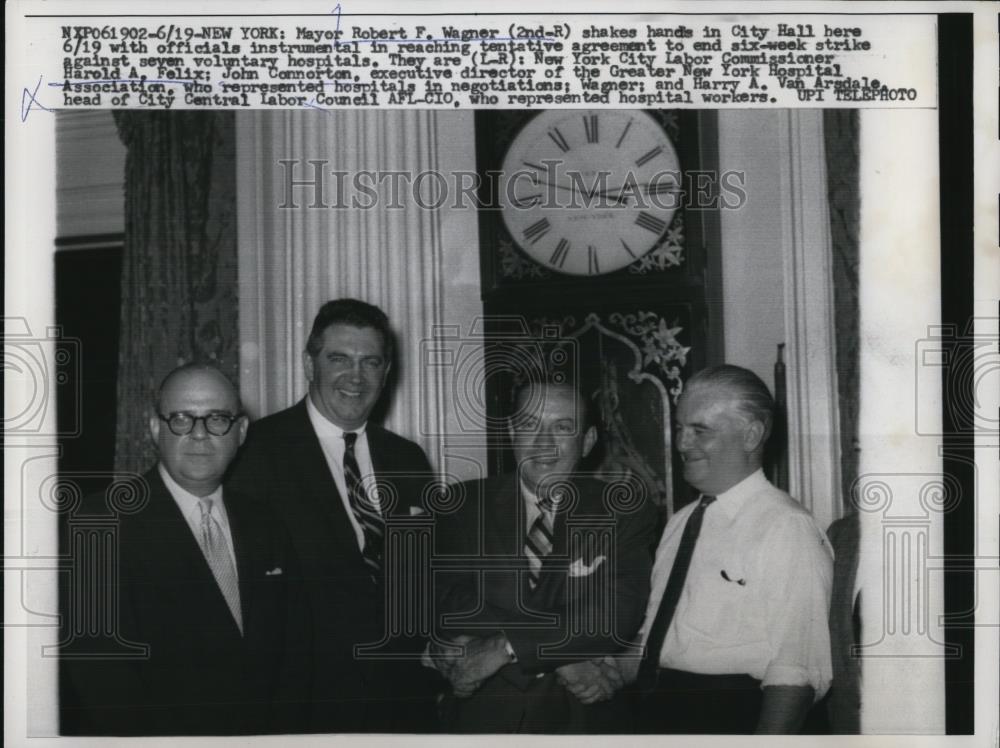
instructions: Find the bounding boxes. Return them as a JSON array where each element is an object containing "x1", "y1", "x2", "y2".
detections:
[
  {"x1": 568, "y1": 555, "x2": 606, "y2": 577},
  {"x1": 264, "y1": 567, "x2": 283, "y2": 576}
]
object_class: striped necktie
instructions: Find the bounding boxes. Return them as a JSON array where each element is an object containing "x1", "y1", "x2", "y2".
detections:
[
  {"x1": 524, "y1": 494, "x2": 555, "y2": 591},
  {"x1": 343, "y1": 431, "x2": 384, "y2": 581},
  {"x1": 636, "y1": 494, "x2": 716, "y2": 690},
  {"x1": 197, "y1": 498, "x2": 243, "y2": 634}
]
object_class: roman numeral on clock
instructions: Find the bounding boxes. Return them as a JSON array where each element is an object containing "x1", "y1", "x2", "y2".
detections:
[
  {"x1": 583, "y1": 114, "x2": 599, "y2": 144},
  {"x1": 635, "y1": 212, "x2": 667, "y2": 234},
  {"x1": 588, "y1": 245, "x2": 600, "y2": 274},
  {"x1": 616, "y1": 119, "x2": 633, "y2": 149},
  {"x1": 547, "y1": 127, "x2": 570, "y2": 153},
  {"x1": 620, "y1": 239, "x2": 636, "y2": 258},
  {"x1": 523, "y1": 218, "x2": 552, "y2": 245},
  {"x1": 635, "y1": 146, "x2": 663, "y2": 167},
  {"x1": 549, "y1": 238, "x2": 571, "y2": 268}
]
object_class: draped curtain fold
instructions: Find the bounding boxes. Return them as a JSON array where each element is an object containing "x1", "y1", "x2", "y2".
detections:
[
  {"x1": 112, "y1": 111, "x2": 239, "y2": 474},
  {"x1": 823, "y1": 110, "x2": 861, "y2": 511},
  {"x1": 236, "y1": 110, "x2": 446, "y2": 469}
]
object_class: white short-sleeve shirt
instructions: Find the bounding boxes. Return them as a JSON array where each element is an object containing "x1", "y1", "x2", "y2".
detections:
[{"x1": 639, "y1": 469, "x2": 834, "y2": 695}]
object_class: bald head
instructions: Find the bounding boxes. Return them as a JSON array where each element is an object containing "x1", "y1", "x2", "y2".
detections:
[
  {"x1": 150, "y1": 364, "x2": 247, "y2": 497},
  {"x1": 156, "y1": 363, "x2": 241, "y2": 414}
]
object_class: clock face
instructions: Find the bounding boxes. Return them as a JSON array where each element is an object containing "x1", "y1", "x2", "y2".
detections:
[{"x1": 498, "y1": 110, "x2": 681, "y2": 276}]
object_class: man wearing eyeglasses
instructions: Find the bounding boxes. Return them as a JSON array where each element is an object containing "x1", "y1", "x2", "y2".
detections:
[{"x1": 61, "y1": 363, "x2": 310, "y2": 736}]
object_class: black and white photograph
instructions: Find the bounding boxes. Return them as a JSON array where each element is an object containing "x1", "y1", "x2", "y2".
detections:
[{"x1": 5, "y1": 1, "x2": 998, "y2": 745}]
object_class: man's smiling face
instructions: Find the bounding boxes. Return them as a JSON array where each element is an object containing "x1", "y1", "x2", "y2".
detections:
[
  {"x1": 509, "y1": 383, "x2": 596, "y2": 497},
  {"x1": 675, "y1": 382, "x2": 759, "y2": 497},
  {"x1": 304, "y1": 323, "x2": 390, "y2": 431}
]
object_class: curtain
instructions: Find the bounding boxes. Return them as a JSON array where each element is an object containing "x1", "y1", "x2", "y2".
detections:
[
  {"x1": 112, "y1": 112, "x2": 238, "y2": 474},
  {"x1": 824, "y1": 110, "x2": 861, "y2": 511},
  {"x1": 235, "y1": 110, "x2": 447, "y2": 470}
]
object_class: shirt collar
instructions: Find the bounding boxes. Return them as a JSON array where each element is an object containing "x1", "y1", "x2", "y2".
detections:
[
  {"x1": 518, "y1": 478, "x2": 564, "y2": 510},
  {"x1": 519, "y1": 479, "x2": 541, "y2": 509},
  {"x1": 158, "y1": 462, "x2": 227, "y2": 527},
  {"x1": 713, "y1": 468, "x2": 769, "y2": 520},
  {"x1": 306, "y1": 393, "x2": 368, "y2": 440}
]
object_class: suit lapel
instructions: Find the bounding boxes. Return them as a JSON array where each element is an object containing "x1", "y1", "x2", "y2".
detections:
[
  {"x1": 366, "y1": 425, "x2": 405, "y2": 518},
  {"x1": 142, "y1": 469, "x2": 209, "y2": 576},
  {"x1": 143, "y1": 469, "x2": 244, "y2": 638},
  {"x1": 487, "y1": 475, "x2": 566, "y2": 604},
  {"x1": 549, "y1": 489, "x2": 570, "y2": 557},
  {"x1": 286, "y1": 401, "x2": 365, "y2": 556},
  {"x1": 225, "y1": 489, "x2": 254, "y2": 628},
  {"x1": 485, "y1": 474, "x2": 520, "y2": 554},
  {"x1": 366, "y1": 426, "x2": 389, "y2": 515},
  {"x1": 480, "y1": 476, "x2": 524, "y2": 606},
  {"x1": 533, "y1": 514, "x2": 565, "y2": 603},
  {"x1": 533, "y1": 478, "x2": 586, "y2": 602}
]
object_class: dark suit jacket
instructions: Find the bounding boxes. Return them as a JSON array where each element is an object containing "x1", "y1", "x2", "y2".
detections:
[
  {"x1": 60, "y1": 468, "x2": 311, "y2": 736},
  {"x1": 434, "y1": 474, "x2": 656, "y2": 733},
  {"x1": 227, "y1": 399, "x2": 441, "y2": 732},
  {"x1": 827, "y1": 512, "x2": 861, "y2": 734}
]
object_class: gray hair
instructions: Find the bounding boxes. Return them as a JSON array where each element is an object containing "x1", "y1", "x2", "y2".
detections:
[{"x1": 685, "y1": 364, "x2": 774, "y2": 439}]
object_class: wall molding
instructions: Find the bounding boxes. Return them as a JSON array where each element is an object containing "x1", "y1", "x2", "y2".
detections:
[{"x1": 778, "y1": 109, "x2": 843, "y2": 531}]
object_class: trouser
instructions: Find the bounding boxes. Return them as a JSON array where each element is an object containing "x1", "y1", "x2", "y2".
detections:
[{"x1": 635, "y1": 668, "x2": 763, "y2": 734}]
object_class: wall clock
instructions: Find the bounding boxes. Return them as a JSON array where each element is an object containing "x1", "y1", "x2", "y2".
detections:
[
  {"x1": 476, "y1": 109, "x2": 725, "y2": 514},
  {"x1": 498, "y1": 109, "x2": 681, "y2": 276}
]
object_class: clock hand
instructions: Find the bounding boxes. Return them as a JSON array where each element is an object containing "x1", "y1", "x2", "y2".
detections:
[
  {"x1": 529, "y1": 176, "x2": 657, "y2": 200},
  {"x1": 530, "y1": 179, "x2": 582, "y2": 195},
  {"x1": 524, "y1": 181, "x2": 631, "y2": 205},
  {"x1": 593, "y1": 183, "x2": 681, "y2": 199}
]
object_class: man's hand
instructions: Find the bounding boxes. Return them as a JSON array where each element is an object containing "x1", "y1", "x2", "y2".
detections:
[
  {"x1": 601, "y1": 647, "x2": 643, "y2": 687},
  {"x1": 442, "y1": 633, "x2": 510, "y2": 698},
  {"x1": 427, "y1": 635, "x2": 473, "y2": 676},
  {"x1": 555, "y1": 660, "x2": 619, "y2": 704}
]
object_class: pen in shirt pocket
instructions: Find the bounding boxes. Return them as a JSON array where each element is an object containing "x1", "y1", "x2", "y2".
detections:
[{"x1": 720, "y1": 570, "x2": 746, "y2": 585}]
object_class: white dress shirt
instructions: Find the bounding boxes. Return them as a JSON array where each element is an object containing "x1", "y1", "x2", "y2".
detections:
[
  {"x1": 306, "y1": 394, "x2": 381, "y2": 552},
  {"x1": 158, "y1": 463, "x2": 238, "y2": 571},
  {"x1": 639, "y1": 469, "x2": 834, "y2": 695}
]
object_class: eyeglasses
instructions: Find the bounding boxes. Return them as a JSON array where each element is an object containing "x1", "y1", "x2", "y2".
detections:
[{"x1": 158, "y1": 411, "x2": 244, "y2": 436}]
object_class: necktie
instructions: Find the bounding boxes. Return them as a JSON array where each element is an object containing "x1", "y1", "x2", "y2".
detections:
[
  {"x1": 197, "y1": 498, "x2": 243, "y2": 634},
  {"x1": 343, "y1": 432, "x2": 385, "y2": 581},
  {"x1": 524, "y1": 494, "x2": 555, "y2": 591},
  {"x1": 636, "y1": 494, "x2": 716, "y2": 690}
]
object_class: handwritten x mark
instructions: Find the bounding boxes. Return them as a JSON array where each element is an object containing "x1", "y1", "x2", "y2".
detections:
[{"x1": 21, "y1": 76, "x2": 53, "y2": 122}]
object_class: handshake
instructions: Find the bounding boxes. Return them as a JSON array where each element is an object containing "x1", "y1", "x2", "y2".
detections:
[{"x1": 427, "y1": 634, "x2": 643, "y2": 704}]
